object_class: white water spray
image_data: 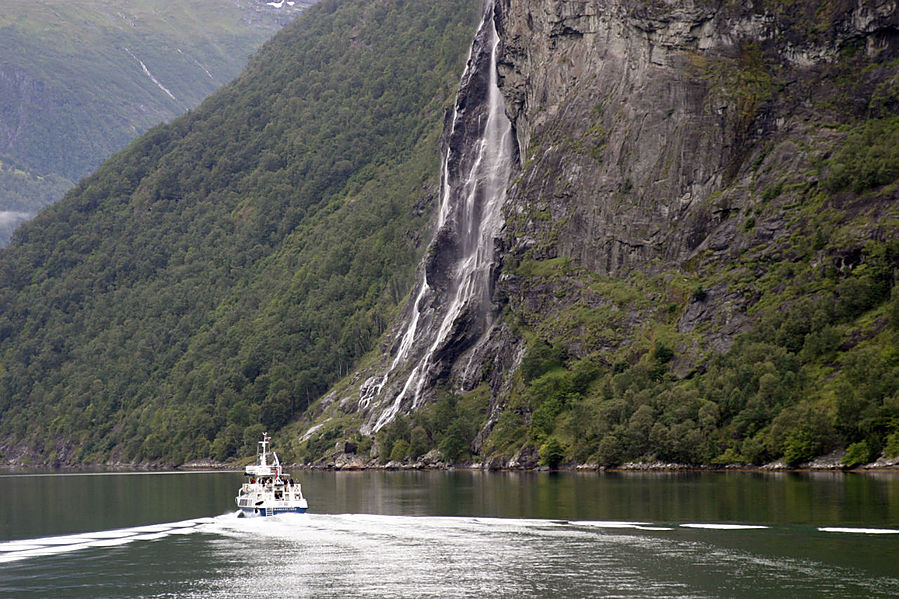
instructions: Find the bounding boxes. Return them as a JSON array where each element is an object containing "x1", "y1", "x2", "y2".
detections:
[{"x1": 363, "y1": 2, "x2": 514, "y2": 431}]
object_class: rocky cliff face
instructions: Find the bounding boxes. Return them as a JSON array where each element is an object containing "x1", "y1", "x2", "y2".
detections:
[
  {"x1": 459, "y1": 0, "x2": 898, "y2": 461},
  {"x1": 497, "y1": 0, "x2": 897, "y2": 272},
  {"x1": 488, "y1": 0, "x2": 898, "y2": 356},
  {"x1": 309, "y1": 0, "x2": 899, "y2": 467}
]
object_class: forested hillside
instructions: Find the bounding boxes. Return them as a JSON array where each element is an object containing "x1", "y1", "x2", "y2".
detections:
[
  {"x1": 0, "y1": 0, "x2": 482, "y2": 466},
  {"x1": 0, "y1": 0, "x2": 312, "y2": 245}
]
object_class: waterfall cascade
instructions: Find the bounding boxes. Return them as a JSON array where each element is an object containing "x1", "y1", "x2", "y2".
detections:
[{"x1": 358, "y1": 2, "x2": 514, "y2": 432}]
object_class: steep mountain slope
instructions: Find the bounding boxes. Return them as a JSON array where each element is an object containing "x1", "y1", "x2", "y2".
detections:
[
  {"x1": 305, "y1": 0, "x2": 899, "y2": 469},
  {"x1": 1, "y1": 0, "x2": 896, "y2": 470},
  {"x1": 0, "y1": 0, "x2": 313, "y2": 245},
  {"x1": 0, "y1": 0, "x2": 482, "y2": 466}
]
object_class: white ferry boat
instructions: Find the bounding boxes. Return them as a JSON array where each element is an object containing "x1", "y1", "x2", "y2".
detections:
[{"x1": 235, "y1": 433, "x2": 308, "y2": 517}]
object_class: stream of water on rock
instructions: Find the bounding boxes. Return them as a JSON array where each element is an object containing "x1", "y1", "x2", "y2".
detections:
[{"x1": 1, "y1": 470, "x2": 897, "y2": 598}]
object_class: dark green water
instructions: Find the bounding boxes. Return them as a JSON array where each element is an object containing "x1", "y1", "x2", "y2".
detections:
[{"x1": 1, "y1": 470, "x2": 897, "y2": 597}]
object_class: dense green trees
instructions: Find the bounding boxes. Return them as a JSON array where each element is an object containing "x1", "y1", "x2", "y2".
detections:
[
  {"x1": 476, "y1": 237, "x2": 899, "y2": 468},
  {"x1": 0, "y1": 0, "x2": 482, "y2": 465}
]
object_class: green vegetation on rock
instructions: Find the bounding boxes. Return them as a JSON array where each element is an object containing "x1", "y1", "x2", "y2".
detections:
[{"x1": 0, "y1": 0, "x2": 482, "y2": 466}]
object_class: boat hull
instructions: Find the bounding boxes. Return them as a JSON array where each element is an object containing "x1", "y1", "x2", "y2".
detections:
[{"x1": 239, "y1": 506, "x2": 308, "y2": 518}]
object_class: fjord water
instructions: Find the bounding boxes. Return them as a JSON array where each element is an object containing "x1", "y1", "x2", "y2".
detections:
[{"x1": 1, "y1": 471, "x2": 897, "y2": 598}]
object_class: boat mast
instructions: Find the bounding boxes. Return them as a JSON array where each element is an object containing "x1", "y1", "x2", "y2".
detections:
[{"x1": 259, "y1": 432, "x2": 270, "y2": 468}]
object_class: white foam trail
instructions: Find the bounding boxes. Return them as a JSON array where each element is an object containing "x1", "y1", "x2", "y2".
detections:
[
  {"x1": 4, "y1": 513, "x2": 893, "y2": 569},
  {"x1": 129, "y1": 532, "x2": 170, "y2": 541},
  {"x1": 129, "y1": 524, "x2": 182, "y2": 533},
  {"x1": 818, "y1": 527, "x2": 899, "y2": 535},
  {"x1": 681, "y1": 523, "x2": 768, "y2": 530},
  {"x1": 0, "y1": 517, "x2": 213, "y2": 564},
  {"x1": 0, "y1": 543, "x2": 44, "y2": 553},
  {"x1": 573, "y1": 520, "x2": 674, "y2": 531},
  {"x1": 87, "y1": 538, "x2": 136, "y2": 547},
  {"x1": 77, "y1": 529, "x2": 143, "y2": 538}
]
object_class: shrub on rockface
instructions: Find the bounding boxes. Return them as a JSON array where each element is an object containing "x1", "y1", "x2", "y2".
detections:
[
  {"x1": 538, "y1": 436, "x2": 566, "y2": 468},
  {"x1": 885, "y1": 432, "x2": 899, "y2": 459},
  {"x1": 438, "y1": 421, "x2": 469, "y2": 462},
  {"x1": 409, "y1": 426, "x2": 430, "y2": 460},
  {"x1": 769, "y1": 402, "x2": 838, "y2": 466},
  {"x1": 596, "y1": 435, "x2": 623, "y2": 466},
  {"x1": 826, "y1": 117, "x2": 899, "y2": 194},
  {"x1": 377, "y1": 416, "x2": 411, "y2": 464},
  {"x1": 389, "y1": 439, "x2": 410, "y2": 462},
  {"x1": 520, "y1": 337, "x2": 565, "y2": 383},
  {"x1": 842, "y1": 440, "x2": 875, "y2": 467}
]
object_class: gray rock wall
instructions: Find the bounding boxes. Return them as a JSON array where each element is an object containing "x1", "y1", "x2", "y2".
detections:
[
  {"x1": 495, "y1": 0, "x2": 898, "y2": 276},
  {"x1": 449, "y1": 0, "x2": 899, "y2": 410}
]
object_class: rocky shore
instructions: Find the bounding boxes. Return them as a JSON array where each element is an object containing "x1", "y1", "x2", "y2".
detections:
[
  {"x1": 3, "y1": 450, "x2": 898, "y2": 473},
  {"x1": 292, "y1": 448, "x2": 899, "y2": 473}
]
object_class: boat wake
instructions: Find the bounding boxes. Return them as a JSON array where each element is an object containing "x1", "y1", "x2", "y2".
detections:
[
  {"x1": 818, "y1": 527, "x2": 899, "y2": 535},
  {"x1": 0, "y1": 510, "x2": 899, "y2": 564},
  {"x1": 3, "y1": 513, "x2": 897, "y2": 566},
  {"x1": 2, "y1": 514, "x2": 898, "y2": 597},
  {"x1": 0, "y1": 517, "x2": 216, "y2": 564},
  {"x1": 680, "y1": 523, "x2": 768, "y2": 530}
]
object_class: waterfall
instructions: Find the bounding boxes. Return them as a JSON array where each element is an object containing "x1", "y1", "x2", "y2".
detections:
[{"x1": 359, "y1": 1, "x2": 514, "y2": 432}]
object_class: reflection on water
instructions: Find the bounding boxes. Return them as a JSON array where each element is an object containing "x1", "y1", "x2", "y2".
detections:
[{"x1": 0, "y1": 470, "x2": 897, "y2": 598}]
